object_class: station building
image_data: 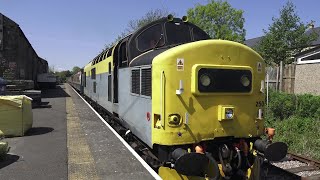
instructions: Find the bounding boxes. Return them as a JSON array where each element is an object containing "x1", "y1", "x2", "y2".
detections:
[{"x1": 0, "y1": 12, "x2": 48, "y2": 83}]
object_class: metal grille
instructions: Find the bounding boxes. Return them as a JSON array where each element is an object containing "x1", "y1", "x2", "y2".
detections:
[
  {"x1": 141, "y1": 68, "x2": 151, "y2": 96},
  {"x1": 131, "y1": 69, "x2": 140, "y2": 94}
]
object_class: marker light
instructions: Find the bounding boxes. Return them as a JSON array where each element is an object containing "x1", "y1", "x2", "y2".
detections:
[
  {"x1": 167, "y1": 14, "x2": 174, "y2": 21},
  {"x1": 200, "y1": 74, "x2": 211, "y2": 87},
  {"x1": 241, "y1": 75, "x2": 250, "y2": 87},
  {"x1": 225, "y1": 108, "x2": 234, "y2": 119}
]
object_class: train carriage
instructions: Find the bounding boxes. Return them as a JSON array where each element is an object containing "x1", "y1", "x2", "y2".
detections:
[{"x1": 70, "y1": 15, "x2": 287, "y2": 179}]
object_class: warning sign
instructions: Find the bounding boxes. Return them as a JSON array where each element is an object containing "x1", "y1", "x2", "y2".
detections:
[
  {"x1": 257, "y1": 62, "x2": 262, "y2": 73},
  {"x1": 177, "y1": 58, "x2": 184, "y2": 71}
]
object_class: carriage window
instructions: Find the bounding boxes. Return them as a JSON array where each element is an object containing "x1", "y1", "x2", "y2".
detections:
[
  {"x1": 192, "y1": 27, "x2": 210, "y2": 41},
  {"x1": 119, "y1": 42, "x2": 128, "y2": 67},
  {"x1": 107, "y1": 46, "x2": 113, "y2": 57},
  {"x1": 136, "y1": 24, "x2": 164, "y2": 52},
  {"x1": 93, "y1": 82, "x2": 97, "y2": 93},
  {"x1": 91, "y1": 68, "x2": 96, "y2": 79},
  {"x1": 165, "y1": 22, "x2": 191, "y2": 45},
  {"x1": 84, "y1": 72, "x2": 86, "y2": 87}
]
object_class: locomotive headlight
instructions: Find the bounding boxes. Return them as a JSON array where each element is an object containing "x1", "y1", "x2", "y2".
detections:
[
  {"x1": 225, "y1": 108, "x2": 234, "y2": 119},
  {"x1": 200, "y1": 74, "x2": 211, "y2": 87},
  {"x1": 240, "y1": 75, "x2": 250, "y2": 87}
]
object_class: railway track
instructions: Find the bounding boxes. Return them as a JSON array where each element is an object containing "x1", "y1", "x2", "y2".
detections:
[{"x1": 267, "y1": 152, "x2": 320, "y2": 180}]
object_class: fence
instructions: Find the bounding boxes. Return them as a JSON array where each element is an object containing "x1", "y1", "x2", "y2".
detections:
[{"x1": 266, "y1": 62, "x2": 296, "y2": 93}]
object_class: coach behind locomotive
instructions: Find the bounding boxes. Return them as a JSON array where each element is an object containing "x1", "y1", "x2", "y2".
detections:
[{"x1": 70, "y1": 15, "x2": 287, "y2": 179}]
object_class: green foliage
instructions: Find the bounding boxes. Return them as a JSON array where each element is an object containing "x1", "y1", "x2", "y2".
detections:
[
  {"x1": 268, "y1": 91, "x2": 296, "y2": 120},
  {"x1": 296, "y1": 94, "x2": 320, "y2": 119},
  {"x1": 187, "y1": 0, "x2": 246, "y2": 43},
  {"x1": 268, "y1": 91, "x2": 320, "y2": 120},
  {"x1": 266, "y1": 92, "x2": 320, "y2": 160},
  {"x1": 267, "y1": 116, "x2": 320, "y2": 160},
  {"x1": 54, "y1": 70, "x2": 71, "y2": 83},
  {"x1": 256, "y1": 2, "x2": 318, "y2": 65},
  {"x1": 71, "y1": 66, "x2": 81, "y2": 75}
]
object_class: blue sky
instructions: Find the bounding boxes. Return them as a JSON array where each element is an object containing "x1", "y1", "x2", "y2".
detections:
[{"x1": 0, "y1": 0, "x2": 318, "y2": 71}]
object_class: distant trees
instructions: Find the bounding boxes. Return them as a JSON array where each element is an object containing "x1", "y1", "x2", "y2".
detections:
[
  {"x1": 105, "y1": 9, "x2": 174, "y2": 49},
  {"x1": 187, "y1": 0, "x2": 246, "y2": 43},
  {"x1": 71, "y1": 66, "x2": 81, "y2": 75},
  {"x1": 255, "y1": 1, "x2": 318, "y2": 65},
  {"x1": 55, "y1": 70, "x2": 71, "y2": 83}
]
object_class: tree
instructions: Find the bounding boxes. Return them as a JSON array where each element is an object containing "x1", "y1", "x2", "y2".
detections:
[
  {"x1": 71, "y1": 66, "x2": 81, "y2": 75},
  {"x1": 55, "y1": 70, "x2": 71, "y2": 83},
  {"x1": 187, "y1": 0, "x2": 246, "y2": 43},
  {"x1": 256, "y1": 2, "x2": 318, "y2": 65},
  {"x1": 126, "y1": 9, "x2": 172, "y2": 33},
  {"x1": 105, "y1": 9, "x2": 174, "y2": 49}
]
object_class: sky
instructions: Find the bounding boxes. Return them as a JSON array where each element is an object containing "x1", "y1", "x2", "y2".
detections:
[{"x1": 0, "y1": 0, "x2": 319, "y2": 71}]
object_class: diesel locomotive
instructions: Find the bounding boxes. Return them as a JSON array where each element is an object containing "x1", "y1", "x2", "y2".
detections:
[{"x1": 69, "y1": 15, "x2": 287, "y2": 179}]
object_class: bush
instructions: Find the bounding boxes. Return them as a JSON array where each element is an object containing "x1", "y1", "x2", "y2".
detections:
[
  {"x1": 267, "y1": 91, "x2": 320, "y2": 120},
  {"x1": 268, "y1": 91, "x2": 296, "y2": 120},
  {"x1": 296, "y1": 94, "x2": 320, "y2": 119},
  {"x1": 269, "y1": 116, "x2": 320, "y2": 160}
]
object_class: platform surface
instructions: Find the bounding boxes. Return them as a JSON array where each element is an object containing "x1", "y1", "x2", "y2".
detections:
[{"x1": 0, "y1": 84, "x2": 155, "y2": 180}]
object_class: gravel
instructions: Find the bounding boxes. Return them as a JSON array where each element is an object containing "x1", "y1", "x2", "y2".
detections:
[{"x1": 272, "y1": 160, "x2": 307, "y2": 169}]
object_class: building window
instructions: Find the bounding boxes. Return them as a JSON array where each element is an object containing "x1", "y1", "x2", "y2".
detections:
[{"x1": 297, "y1": 51, "x2": 320, "y2": 64}]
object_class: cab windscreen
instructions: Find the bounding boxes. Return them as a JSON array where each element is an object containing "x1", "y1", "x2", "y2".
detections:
[{"x1": 198, "y1": 68, "x2": 252, "y2": 93}]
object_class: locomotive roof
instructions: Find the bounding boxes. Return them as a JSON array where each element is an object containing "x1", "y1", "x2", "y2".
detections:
[{"x1": 126, "y1": 16, "x2": 210, "y2": 66}]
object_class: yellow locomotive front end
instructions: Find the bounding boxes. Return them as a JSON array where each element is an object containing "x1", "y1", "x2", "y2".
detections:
[
  {"x1": 152, "y1": 39, "x2": 265, "y2": 145},
  {"x1": 151, "y1": 40, "x2": 287, "y2": 179}
]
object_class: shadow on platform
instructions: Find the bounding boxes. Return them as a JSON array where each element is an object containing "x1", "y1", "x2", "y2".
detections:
[
  {"x1": 41, "y1": 86, "x2": 70, "y2": 98},
  {"x1": 33, "y1": 101, "x2": 52, "y2": 109},
  {"x1": 0, "y1": 154, "x2": 20, "y2": 169},
  {"x1": 25, "y1": 127, "x2": 54, "y2": 136}
]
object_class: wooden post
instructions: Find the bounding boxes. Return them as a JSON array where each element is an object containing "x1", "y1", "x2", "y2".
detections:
[
  {"x1": 279, "y1": 61, "x2": 283, "y2": 92},
  {"x1": 276, "y1": 65, "x2": 279, "y2": 91}
]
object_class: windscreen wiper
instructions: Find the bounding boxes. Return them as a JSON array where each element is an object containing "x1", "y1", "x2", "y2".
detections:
[{"x1": 153, "y1": 33, "x2": 164, "y2": 50}]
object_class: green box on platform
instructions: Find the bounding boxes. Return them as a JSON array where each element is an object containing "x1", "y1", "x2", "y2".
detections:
[{"x1": 0, "y1": 95, "x2": 33, "y2": 136}]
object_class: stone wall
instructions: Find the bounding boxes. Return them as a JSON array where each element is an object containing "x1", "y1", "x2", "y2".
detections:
[
  {"x1": 0, "y1": 13, "x2": 46, "y2": 82},
  {"x1": 294, "y1": 63, "x2": 320, "y2": 95}
]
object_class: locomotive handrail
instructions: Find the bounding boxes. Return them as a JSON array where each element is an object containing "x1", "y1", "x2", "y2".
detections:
[{"x1": 161, "y1": 70, "x2": 165, "y2": 127}]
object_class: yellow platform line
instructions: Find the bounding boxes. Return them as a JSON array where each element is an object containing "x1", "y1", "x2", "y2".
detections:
[{"x1": 66, "y1": 86, "x2": 99, "y2": 180}]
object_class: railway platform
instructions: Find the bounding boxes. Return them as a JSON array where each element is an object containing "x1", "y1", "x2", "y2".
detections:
[{"x1": 0, "y1": 84, "x2": 157, "y2": 180}]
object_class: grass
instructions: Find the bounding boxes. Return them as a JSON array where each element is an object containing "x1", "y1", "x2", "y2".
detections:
[{"x1": 265, "y1": 116, "x2": 320, "y2": 160}]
